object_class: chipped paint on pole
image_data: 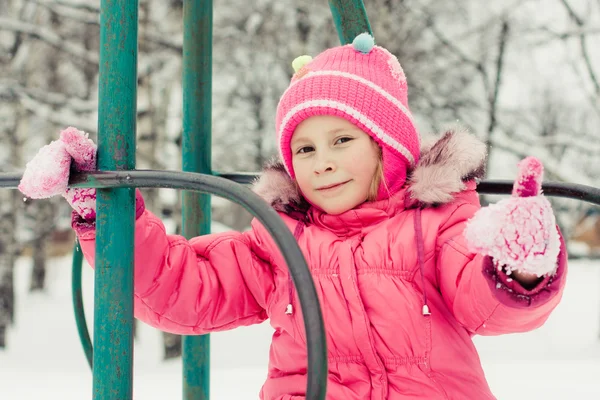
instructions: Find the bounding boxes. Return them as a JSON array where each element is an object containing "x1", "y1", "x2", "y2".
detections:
[
  {"x1": 328, "y1": 0, "x2": 373, "y2": 45},
  {"x1": 93, "y1": 0, "x2": 138, "y2": 399},
  {"x1": 182, "y1": 1, "x2": 213, "y2": 399}
]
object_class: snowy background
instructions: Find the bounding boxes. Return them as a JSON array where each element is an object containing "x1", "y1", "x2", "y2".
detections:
[{"x1": 1, "y1": 0, "x2": 600, "y2": 399}]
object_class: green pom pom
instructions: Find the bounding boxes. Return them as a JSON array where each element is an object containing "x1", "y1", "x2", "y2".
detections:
[
  {"x1": 352, "y1": 33, "x2": 375, "y2": 54},
  {"x1": 292, "y1": 55, "x2": 313, "y2": 73}
]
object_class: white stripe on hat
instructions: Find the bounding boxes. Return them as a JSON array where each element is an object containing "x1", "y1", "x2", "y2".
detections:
[
  {"x1": 279, "y1": 99, "x2": 416, "y2": 166},
  {"x1": 282, "y1": 70, "x2": 415, "y2": 124}
]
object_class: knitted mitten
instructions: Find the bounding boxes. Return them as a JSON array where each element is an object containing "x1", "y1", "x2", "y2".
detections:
[
  {"x1": 464, "y1": 157, "x2": 560, "y2": 277},
  {"x1": 19, "y1": 127, "x2": 97, "y2": 220}
]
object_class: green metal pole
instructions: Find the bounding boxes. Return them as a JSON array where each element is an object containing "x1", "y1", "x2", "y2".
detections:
[
  {"x1": 71, "y1": 240, "x2": 93, "y2": 370},
  {"x1": 94, "y1": 1, "x2": 138, "y2": 399},
  {"x1": 182, "y1": 1, "x2": 212, "y2": 399},
  {"x1": 328, "y1": 0, "x2": 373, "y2": 44}
]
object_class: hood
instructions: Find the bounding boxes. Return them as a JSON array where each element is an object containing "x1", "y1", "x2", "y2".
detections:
[{"x1": 252, "y1": 127, "x2": 487, "y2": 215}]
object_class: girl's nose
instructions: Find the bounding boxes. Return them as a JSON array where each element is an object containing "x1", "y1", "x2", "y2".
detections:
[{"x1": 313, "y1": 152, "x2": 336, "y2": 175}]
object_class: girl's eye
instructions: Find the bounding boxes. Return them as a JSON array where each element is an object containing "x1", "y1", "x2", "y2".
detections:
[
  {"x1": 297, "y1": 146, "x2": 314, "y2": 154},
  {"x1": 335, "y1": 137, "x2": 353, "y2": 145}
]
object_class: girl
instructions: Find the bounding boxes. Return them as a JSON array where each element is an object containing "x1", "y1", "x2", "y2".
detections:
[{"x1": 19, "y1": 33, "x2": 567, "y2": 399}]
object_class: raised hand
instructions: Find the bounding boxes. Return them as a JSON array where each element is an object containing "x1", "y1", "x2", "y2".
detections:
[
  {"x1": 464, "y1": 157, "x2": 561, "y2": 278},
  {"x1": 19, "y1": 127, "x2": 98, "y2": 220}
]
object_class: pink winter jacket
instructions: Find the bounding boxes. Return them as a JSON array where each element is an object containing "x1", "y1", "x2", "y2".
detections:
[{"x1": 74, "y1": 130, "x2": 567, "y2": 400}]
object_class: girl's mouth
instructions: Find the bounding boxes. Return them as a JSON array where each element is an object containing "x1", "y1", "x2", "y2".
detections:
[{"x1": 316, "y1": 180, "x2": 350, "y2": 192}]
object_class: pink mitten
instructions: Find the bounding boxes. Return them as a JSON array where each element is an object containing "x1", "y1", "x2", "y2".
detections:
[
  {"x1": 19, "y1": 127, "x2": 98, "y2": 220},
  {"x1": 60, "y1": 127, "x2": 97, "y2": 220},
  {"x1": 464, "y1": 157, "x2": 560, "y2": 277}
]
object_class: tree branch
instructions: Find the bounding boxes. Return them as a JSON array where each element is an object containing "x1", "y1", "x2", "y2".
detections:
[
  {"x1": 30, "y1": 0, "x2": 99, "y2": 25},
  {"x1": 28, "y1": 0, "x2": 183, "y2": 52},
  {"x1": 559, "y1": 0, "x2": 600, "y2": 96},
  {"x1": 423, "y1": 15, "x2": 483, "y2": 70},
  {"x1": 486, "y1": 21, "x2": 510, "y2": 137},
  {"x1": 531, "y1": 26, "x2": 600, "y2": 44},
  {"x1": 492, "y1": 135, "x2": 593, "y2": 186},
  {"x1": 559, "y1": 0, "x2": 584, "y2": 24},
  {"x1": 482, "y1": 20, "x2": 510, "y2": 178},
  {"x1": 0, "y1": 16, "x2": 99, "y2": 65},
  {"x1": 0, "y1": 81, "x2": 97, "y2": 113},
  {"x1": 533, "y1": 133, "x2": 600, "y2": 154},
  {"x1": 18, "y1": 93, "x2": 96, "y2": 133},
  {"x1": 30, "y1": 0, "x2": 100, "y2": 13}
]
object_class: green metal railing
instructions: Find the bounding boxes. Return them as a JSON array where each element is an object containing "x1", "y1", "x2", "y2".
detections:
[
  {"x1": 71, "y1": 244, "x2": 93, "y2": 369},
  {"x1": 329, "y1": 0, "x2": 373, "y2": 44},
  {"x1": 2, "y1": 0, "x2": 600, "y2": 399},
  {"x1": 93, "y1": 0, "x2": 138, "y2": 398},
  {"x1": 181, "y1": 1, "x2": 213, "y2": 398}
]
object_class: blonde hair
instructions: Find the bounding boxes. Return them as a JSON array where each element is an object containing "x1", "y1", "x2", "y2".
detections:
[{"x1": 367, "y1": 143, "x2": 386, "y2": 202}]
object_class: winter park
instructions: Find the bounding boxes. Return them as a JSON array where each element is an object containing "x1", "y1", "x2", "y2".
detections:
[{"x1": 1, "y1": 0, "x2": 600, "y2": 399}]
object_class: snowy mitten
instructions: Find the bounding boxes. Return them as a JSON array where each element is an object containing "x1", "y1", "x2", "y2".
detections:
[
  {"x1": 463, "y1": 156, "x2": 560, "y2": 277},
  {"x1": 19, "y1": 127, "x2": 98, "y2": 220},
  {"x1": 60, "y1": 127, "x2": 97, "y2": 220}
]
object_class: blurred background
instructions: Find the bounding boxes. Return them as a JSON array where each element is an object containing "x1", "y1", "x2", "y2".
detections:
[{"x1": 1, "y1": 0, "x2": 599, "y2": 398}]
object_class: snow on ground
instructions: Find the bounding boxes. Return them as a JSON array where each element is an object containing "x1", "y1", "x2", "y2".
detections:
[{"x1": 1, "y1": 254, "x2": 600, "y2": 399}]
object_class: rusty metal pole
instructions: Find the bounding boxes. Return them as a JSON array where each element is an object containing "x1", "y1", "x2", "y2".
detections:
[
  {"x1": 328, "y1": 0, "x2": 373, "y2": 44},
  {"x1": 93, "y1": 0, "x2": 138, "y2": 398},
  {"x1": 182, "y1": 0, "x2": 212, "y2": 398}
]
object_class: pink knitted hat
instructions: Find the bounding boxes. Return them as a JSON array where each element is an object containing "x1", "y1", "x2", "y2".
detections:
[{"x1": 275, "y1": 33, "x2": 420, "y2": 200}]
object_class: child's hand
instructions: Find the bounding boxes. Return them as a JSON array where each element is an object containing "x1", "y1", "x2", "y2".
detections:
[
  {"x1": 464, "y1": 157, "x2": 561, "y2": 278},
  {"x1": 19, "y1": 127, "x2": 98, "y2": 220}
]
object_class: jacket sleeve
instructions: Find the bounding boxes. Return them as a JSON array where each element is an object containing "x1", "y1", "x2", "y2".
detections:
[
  {"x1": 73, "y1": 207, "x2": 275, "y2": 336},
  {"x1": 435, "y1": 200, "x2": 568, "y2": 336}
]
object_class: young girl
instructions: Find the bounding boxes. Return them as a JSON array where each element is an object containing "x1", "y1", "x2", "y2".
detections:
[{"x1": 20, "y1": 33, "x2": 567, "y2": 400}]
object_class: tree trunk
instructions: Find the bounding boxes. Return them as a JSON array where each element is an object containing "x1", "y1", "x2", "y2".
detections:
[
  {"x1": 0, "y1": 266, "x2": 15, "y2": 349},
  {"x1": 163, "y1": 332, "x2": 182, "y2": 360},
  {"x1": 0, "y1": 192, "x2": 18, "y2": 349},
  {"x1": 29, "y1": 237, "x2": 47, "y2": 291},
  {"x1": 26, "y1": 199, "x2": 55, "y2": 292},
  {"x1": 0, "y1": 325, "x2": 5, "y2": 349}
]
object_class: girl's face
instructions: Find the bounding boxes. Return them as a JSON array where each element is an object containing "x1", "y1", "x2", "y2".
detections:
[{"x1": 291, "y1": 115, "x2": 380, "y2": 215}]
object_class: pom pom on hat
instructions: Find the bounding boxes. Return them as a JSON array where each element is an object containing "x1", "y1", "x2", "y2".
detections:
[
  {"x1": 292, "y1": 55, "x2": 313, "y2": 73},
  {"x1": 352, "y1": 32, "x2": 375, "y2": 54}
]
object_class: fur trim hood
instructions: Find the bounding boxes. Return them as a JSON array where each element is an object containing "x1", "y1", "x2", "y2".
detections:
[{"x1": 252, "y1": 127, "x2": 487, "y2": 214}]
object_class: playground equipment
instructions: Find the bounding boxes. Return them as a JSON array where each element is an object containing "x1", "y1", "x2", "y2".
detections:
[{"x1": 1, "y1": 0, "x2": 600, "y2": 399}]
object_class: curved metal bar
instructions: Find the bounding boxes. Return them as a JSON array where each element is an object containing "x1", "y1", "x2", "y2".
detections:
[
  {"x1": 215, "y1": 172, "x2": 259, "y2": 185},
  {"x1": 217, "y1": 174, "x2": 600, "y2": 206},
  {"x1": 71, "y1": 240, "x2": 93, "y2": 369},
  {"x1": 3, "y1": 171, "x2": 600, "y2": 206},
  {"x1": 477, "y1": 180, "x2": 600, "y2": 204},
  {"x1": 69, "y1": 170, "x2": 328, "y2": 400}
]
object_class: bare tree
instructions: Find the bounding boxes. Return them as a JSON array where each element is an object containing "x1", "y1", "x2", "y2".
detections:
[
  {"x1": 559, "y1": 0, "x2": 600, "y2": 105},
  {"x1": 0, "y1": 190, "x2": 19, "y2": 348},
  {"x1": 0, "y1": 100, "x2": 26, "y2": 347},
  {"x1": 0, "y1": 0, "x2": 35, "y2": 348}
]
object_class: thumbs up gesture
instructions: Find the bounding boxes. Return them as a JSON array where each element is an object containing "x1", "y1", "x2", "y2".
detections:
[{"x1": 464, "y1": 157, "x2": 561, "y2": 280}]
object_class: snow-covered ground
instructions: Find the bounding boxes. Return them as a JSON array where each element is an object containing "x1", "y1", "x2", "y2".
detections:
[{"x1": 1, "y1": 254, "x2": 600, "y2": 399}]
